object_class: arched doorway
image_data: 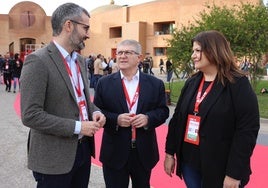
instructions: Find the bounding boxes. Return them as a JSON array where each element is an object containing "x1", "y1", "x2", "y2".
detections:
[{"x1": 20, "y1": 38, "x2": 36, "y2": 61}]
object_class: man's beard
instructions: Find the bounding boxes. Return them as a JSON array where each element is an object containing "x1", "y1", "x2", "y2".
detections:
[
  {"x1": 77, "y1": 41, "x2": 85, "y2": 51},
  {"x1": 70, "y1": 31, "x2": 86, "y2": 51}
]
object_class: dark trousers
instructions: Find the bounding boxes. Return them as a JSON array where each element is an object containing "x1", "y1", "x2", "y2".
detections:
[
  {"x1": 160, "y1": 67, "x2": 165, "y2": 74},
  {"x1": 92, "y1": 74, "x2": 102, "y2": 90},
  {"x1": 33, "y1": 139, "x2": 91, "y2": 188},
  {"x1": 181, "y1": 163, "x2": 245, "y2": 188},
  {"x1": 181, "y1": 163, "x2": 202, "y2": 188},
  {"x1": 149, "y1": 68, "x2": 154, "y2": 75},
  {"x1": 103, "y1": 149, "x2": 151, "y2": 188},
  {"x1": 167, "y1": 70, "x2": 173, "y2": 82},
  {"x1": 3, "y1": 73, "x2": 12, "y2": 91}
]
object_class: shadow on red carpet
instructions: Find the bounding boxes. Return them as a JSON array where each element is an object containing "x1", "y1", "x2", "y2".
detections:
[{"x1": 14, "y1": 93, "x2": 268, "y2": 187}]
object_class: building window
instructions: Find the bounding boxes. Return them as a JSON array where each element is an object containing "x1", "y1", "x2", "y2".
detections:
[
  {"x1": 154, "y1": 47, "x2": 167, "y2": 56},
  {"x1": 109, "y1": 26, "x2": 122, "y2": 38},
  {"x1": 154, "y1": 21, "x2": 175, "y2": 35}
]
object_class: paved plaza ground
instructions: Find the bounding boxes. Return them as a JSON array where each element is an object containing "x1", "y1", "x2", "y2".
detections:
[{"x1": 0, "y1": 68, "x2": 267, "y2": 187}]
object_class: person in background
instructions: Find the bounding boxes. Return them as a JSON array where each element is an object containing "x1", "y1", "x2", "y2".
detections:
[
  {"x1": 20, "y1": 3, "x2": 106, "y2": 188},
  {"x1": 108, "y1": 57, "x2": 115, "y2": 74},
  {"x1": 93, "y1": 54, "x2": 104, "y2": 89},
  {"x1": 111, "y1": 58, "x2": 119, "y2": 73},
  {"x1": 159, "y1": 58, "x2": 166, "y2": 74},
  {"x1": 102, "y1": 57, "x2": 109, "y2": 76},
  {"x1": 142, "y1": 57, "x2": 150, "y2": 74},
  {"x1": 0, "y1": 54, "x2": 4, "y2": 84},
  {"x1": 164, "y1": 30, "x2": 259, "y2": 188},
  {"x1": 3, "y1": 52, "x2": 14, "y2": 92},
  {"x1": 148, "y1": 56, "x2": 154, "y2": 75},
  {"x1": 94, "y1": 39, "x2": 169, "y2": 188},
  {"x1": 166, "y1": 59, "x2": 173, "y2": 82},
  {"x1": 12, "y1": 53, "x2": 23, "y2": 93},
  {"x1": 86, "y1": 54, "x2": 95, "y2": 88},
  {"x1": 260, "y1": 87, "x2": 268, "y2": 94}
]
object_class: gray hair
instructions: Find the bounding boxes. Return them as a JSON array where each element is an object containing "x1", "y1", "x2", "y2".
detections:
[
  {"x1": 51, "y1": 3, "x2": 90, "y2": 36},
  {"x1": 117, "y1": 39, "x2": 142, "y2": 54}
]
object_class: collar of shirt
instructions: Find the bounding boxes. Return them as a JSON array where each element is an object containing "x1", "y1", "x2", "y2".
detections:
[
  {"x1": 53, "y1": 40, "x2": 82, "y2": 97},
  {"x1": 53, "y1": 40, "x2": 78, "y2": 62},
  {"x1": 120, "y1": 70, "x2": 140, "y2": 114},
  {"x1": 120, "y1": 70, "x2": 140, "y2": 82}
]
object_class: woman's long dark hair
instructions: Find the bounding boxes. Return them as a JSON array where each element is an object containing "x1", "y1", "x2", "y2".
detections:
[{"x1": 192, "y1": 30, "x2": 245, "y2": 85}]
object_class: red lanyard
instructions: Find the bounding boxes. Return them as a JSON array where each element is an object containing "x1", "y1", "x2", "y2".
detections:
[
  {"x1": 194, "y1": 76, "x2": 214, "y2": 114},
  {"x1": 62, "y1": 56, "x2": 82, "y2": 97},
  {"x1": 121, "y1": 80, "x2": 140, "y2": 112},
  {"x1": 122, "y1": 79, "x2": 140, "y2": 144}
]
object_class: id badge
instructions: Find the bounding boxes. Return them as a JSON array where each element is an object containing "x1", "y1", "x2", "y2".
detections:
[
  {"x1": 184, "y1": 114, "x2": 201, "y2": 145},
  {"x1": 78, "y1": 100, "x2": 88, "y2": 121}
]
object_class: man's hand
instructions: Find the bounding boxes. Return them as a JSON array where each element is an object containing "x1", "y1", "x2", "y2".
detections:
[
  {"x1": 80, "y1": 121, "x2": 101, "y2": 137},
  {"x1": 93, "y1": 112, "x2": 106, "y2": 128},
  {"x1": 117, "y1": 113, "x2": 133, "y2": 127},
  {"x1": 130, "y1": 114, "x2": 148, "y2": 128}
]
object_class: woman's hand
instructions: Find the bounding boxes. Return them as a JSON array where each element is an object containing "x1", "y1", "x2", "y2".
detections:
[
  {"x1": 223, "y1": 175, "x2": 241, "y2": 188},
  {"x1": 164, "y1": 154, "x2": 175, "y2": 177}
]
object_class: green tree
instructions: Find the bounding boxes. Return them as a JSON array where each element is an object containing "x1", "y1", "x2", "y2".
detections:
[
  {"x1": 234, "y1": 3, "x2": 268, "y2": 88},
  {"x1": 166, "y1": 2, "x2": 268, "y2": 89},
  {"x1": 166, "y1": 25, "x2": 196, "y2": 78}
]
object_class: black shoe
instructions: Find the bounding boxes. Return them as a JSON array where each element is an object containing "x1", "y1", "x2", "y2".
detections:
[
  {"x1": 8, "y1": 90, "x2": 11, "y2": 92},
  {"x1": 13, "y1": 91, "x2": 16, "y2": 93}
]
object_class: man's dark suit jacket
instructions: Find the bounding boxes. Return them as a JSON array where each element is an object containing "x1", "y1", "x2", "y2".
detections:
[
  {"x1": 165, "y1": 71, "x2": 260, "y2": 187},
  {"x1": 94, "y1": 71, "x2": 169, "y2": 171}
]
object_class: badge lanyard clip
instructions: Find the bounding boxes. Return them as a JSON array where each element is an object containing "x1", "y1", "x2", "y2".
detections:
[
  {"x1": 184, "y1": 76, "x2": 214, "y2": 145},
  {"x1": 122, "y1": 80, "x2": 140, "y2": 148}
]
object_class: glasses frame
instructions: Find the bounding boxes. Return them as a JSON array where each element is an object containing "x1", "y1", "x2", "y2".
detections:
[
  {"x1": 70, "y1": 20, "x2": 90, "y2": 33},
  {"x1": 116, "y1": 50, "x2": 140, "y2": 56}
]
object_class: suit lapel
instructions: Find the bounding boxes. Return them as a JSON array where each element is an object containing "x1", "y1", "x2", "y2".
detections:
[
  {"x1": 181, "y1": 73, "x2": 202, "y2": 116},
  {"x1": 200, "y1": 80, "x2": 224, "y2": 121},
  {"x1": 113, "y1": 72, "x2": 129, "y2": 112},
  {"x1": 47, "y1": 42, "x2": 77, "y2": 102},
  {"x1": 182, "y1": 73, "x2": 224, "y2": 119},
  {"x1": 189, "y1": 73, "x2": 225, "y2": 128},
  {"x1": 136, "y1": 73, "x2": 147, "y2": 114},
  {"x1": 77, "y1": 56, "x2": 91, "y2": 102}
]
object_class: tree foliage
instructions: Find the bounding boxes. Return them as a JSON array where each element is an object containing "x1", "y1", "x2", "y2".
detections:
[{"x1": 166, "y1": 2, "x2": 268, "y2": 88}]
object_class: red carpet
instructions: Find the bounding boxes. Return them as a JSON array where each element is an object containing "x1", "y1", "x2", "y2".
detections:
[{"x1": 15, "y1": 94, "x2": 268, "y2": 187}]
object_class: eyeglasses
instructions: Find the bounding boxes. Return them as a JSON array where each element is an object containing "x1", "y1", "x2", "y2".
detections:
[
  {"x1": 70, "y1": 20, "x2": 90, "y2": 33},
  {"x1": 116, "y1": 50, "x2": 139, "y2": 56}
]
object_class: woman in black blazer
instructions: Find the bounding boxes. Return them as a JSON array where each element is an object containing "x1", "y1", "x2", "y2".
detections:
[{"x1": 164, "y1": 30, "x2": 259, "y2": 188}]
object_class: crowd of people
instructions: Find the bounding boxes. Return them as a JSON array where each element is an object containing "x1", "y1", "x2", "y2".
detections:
[
  {"x1": 0, "y1": 52, "x2": 23, "y2": 93},
  {"x1": 86, "y1": 54, "x2": 119, "y2": 89},
  {"x1": 0, "y1": 47, "x2": 174, "y2": 96},
  {"x1": 86, "y1": 52, "x2": 176, "y2": 90}
]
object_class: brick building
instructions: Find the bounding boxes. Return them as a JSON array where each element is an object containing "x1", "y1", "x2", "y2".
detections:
[{"x1": 0, "y1": 0, "x2": 259, "y2": 64}]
